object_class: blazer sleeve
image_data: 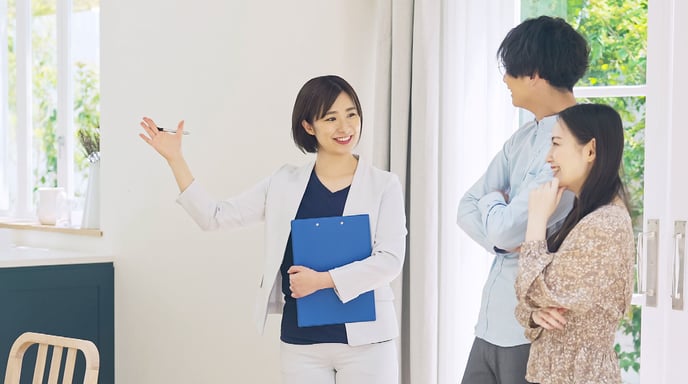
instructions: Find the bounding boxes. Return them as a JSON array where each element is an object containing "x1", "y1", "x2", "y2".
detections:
[
  {"x1": 176, "y1": 176, "x2": 270, "y2": 231},
  {"x1": 329, "y1": 173, "x2": 407, "y2": 303},
  {"x1": 515, "y1": 206, "x2": 634, "y2": 332}
]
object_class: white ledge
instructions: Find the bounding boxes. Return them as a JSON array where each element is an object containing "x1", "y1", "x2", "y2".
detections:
[
  {"x1": 0, "y1": 246, "x2": 113, "y2": 268},
  {"x1": 0, "y1": 220, "x2": 102, "y2": 237}
]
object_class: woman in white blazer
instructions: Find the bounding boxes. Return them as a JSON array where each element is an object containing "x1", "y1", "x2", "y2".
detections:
[{"x1": 139, "y1": 75, "x2": 407, "y2": 384}]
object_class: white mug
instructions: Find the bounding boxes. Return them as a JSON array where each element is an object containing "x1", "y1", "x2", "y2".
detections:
[{"x1": 37, "y1": 187, "x2": 67, "y2": 225}]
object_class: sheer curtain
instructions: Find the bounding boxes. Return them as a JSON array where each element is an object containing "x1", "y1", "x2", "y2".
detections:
[
  {"x1": 372, "y1": 1, "x2": 518, "y2": 383},
  {"x1": 439, "y1": 2, "x2": 516, "y2": 382}
]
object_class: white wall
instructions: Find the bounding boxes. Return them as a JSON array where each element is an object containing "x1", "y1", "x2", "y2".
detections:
[{"x1": 101, "y1": 1, "x2": 385, "y2": 382}]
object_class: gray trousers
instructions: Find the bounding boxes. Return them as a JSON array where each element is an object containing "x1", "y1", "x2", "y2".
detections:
[{"x1": 460, "y1": 337, "x2": 533, "y2": 384}]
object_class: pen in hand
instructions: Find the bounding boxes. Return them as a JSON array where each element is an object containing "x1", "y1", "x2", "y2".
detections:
[{"x1": 157, "y1": 126, "x2": 190, "y2": 135}]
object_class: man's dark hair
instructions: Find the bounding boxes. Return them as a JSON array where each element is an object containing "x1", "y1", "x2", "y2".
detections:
[{"x1": 497, "y1": 16, "x2": 590, "y2": 91}]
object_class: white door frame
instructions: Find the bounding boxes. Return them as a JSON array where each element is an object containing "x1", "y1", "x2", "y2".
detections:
[{"x1": 641, "y1": 1, "x2": 688, "y2": 382}]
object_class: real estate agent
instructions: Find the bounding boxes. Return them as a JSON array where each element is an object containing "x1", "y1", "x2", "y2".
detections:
[{"x1": 139, "y1": 75, "x2": 406, "y2": 384}]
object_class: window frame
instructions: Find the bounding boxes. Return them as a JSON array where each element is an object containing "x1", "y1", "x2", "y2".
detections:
[
  {"x1": 1, "y1": 0, "x2": 76, "y2": 219},
  {"x1": 574, "y1": 85, "x2": 647, "y2": 98}
]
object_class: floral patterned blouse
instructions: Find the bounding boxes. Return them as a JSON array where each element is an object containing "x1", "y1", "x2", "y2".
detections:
[{"x1": 516, "y1": 199, "x2": 635, "y2": 384}]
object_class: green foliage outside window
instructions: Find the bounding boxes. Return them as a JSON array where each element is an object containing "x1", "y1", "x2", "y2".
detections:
[
  {"x1": 571, "y1": 0, "x2": 646, "y2": 375},
  {"x1": 523, "y1": 0, "x2": 647, "y2": 376},
  {"x1": 6, "y1": 0, "x2": 100, "y2": 195},
  {"x1": 579, "y1": 96, "x2": 643, "y2": 374},
  {"x1": 74, "y1": 62, "x2": 101, "y2": 166},
  {"x1": 31, "y1": 19, "x2": 59, "y2": 190}
]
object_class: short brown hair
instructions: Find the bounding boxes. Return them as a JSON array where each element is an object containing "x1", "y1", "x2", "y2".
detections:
[{"x1": 291, "y1": 75, "x2": 363, "y2": 153}]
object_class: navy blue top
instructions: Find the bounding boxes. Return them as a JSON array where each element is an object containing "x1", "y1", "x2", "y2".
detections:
[{"x1": 280, "y1": 170, "x2": 350, "y2": 344}]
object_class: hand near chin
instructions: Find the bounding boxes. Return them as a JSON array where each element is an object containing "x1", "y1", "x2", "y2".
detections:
[{"x1": 528, "y1": 178, "x2": 565, "y2": 221}]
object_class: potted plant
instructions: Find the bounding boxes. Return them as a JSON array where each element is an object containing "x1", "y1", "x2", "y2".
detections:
[{"x1": 77, "y1": 126, "x2": 100, "y2": 228}]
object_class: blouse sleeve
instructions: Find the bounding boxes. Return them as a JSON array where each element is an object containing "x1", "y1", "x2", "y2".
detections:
[
  {"x1": 515, "y1": 205, "x2": 633, "y2": 334},
  {"x1": 514, "y1": 242, "x2": 550, "y2": 340}
]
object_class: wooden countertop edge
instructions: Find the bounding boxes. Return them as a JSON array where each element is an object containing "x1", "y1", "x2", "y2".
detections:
[{"x1": 0, "y1": 221, "x2": 103, "y2": 237}]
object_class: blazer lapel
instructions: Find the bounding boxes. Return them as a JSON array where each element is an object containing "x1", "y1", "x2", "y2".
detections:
[
  {"x1": 270, "y1": 161, "x2": 314, "y2": 260},
  {"x1": 343, "y1": 155, "x2": 367, "y2": 216}
]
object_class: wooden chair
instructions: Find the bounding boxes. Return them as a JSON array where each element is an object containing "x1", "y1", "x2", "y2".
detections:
[{"x1": 4, "y1": 332, "x2": 99, "y2": 384}]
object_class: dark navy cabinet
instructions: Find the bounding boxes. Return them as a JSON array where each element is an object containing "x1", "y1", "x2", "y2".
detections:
[{"x1": 0, "y1": 262, "x2": 114, "y2": 383}]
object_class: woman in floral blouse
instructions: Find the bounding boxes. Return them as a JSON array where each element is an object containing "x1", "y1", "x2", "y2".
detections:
[{"x1": 516, "y1": 103, "x2": 635, "y2": 384}]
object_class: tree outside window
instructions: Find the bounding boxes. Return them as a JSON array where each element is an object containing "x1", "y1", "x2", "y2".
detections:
[
  {"x1": 522, "y1": 0, "x2": 646, "y2": 381},
  {"x1": 1, "y1": 0, "x2": 100, "y2": 221}
]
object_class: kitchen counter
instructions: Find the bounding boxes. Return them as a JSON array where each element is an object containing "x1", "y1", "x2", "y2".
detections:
[{"x1": 0, "y1": 247, "x2": 114, "y2": 383}]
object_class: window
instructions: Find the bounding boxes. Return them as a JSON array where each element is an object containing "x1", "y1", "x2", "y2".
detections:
[
  {"x1": 0, "y1": 0, "x2": 100, "y2": 225},
  {"x1": 521, "y1": 1, "x2": 646, "y2": 382}
]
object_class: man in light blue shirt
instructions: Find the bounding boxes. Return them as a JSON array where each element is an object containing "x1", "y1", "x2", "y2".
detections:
[{"x1": 457, "y1": 16, "x2": 589, "y2": 384}]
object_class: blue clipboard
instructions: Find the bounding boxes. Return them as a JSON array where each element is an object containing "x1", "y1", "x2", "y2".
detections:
[{"x1": 290, "y1": 214, "x2": 376, "y2": 327}]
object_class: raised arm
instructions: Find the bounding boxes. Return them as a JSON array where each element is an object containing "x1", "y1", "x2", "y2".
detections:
[
  {"x1": 139, "y1": 117, "x2": 194, "y2": 192},
  {"x1": 140, "y1": 116, "x2": 270, "y2": 231}
]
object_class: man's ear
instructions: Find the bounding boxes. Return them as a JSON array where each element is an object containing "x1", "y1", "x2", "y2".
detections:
[{"x1": 302, "y1": 120, "x2": 315, "y2": 136}]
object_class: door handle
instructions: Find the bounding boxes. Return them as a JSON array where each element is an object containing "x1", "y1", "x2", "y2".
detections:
[
  {"x1": 637, "y1": 219, "x2": 659, "y2": 307},
  {"x1": 672, "y1": 221, "x2": 686, "y2": 311},
  {"x1": 636, "y1": 231, "x2": 646, "y2": 294}
]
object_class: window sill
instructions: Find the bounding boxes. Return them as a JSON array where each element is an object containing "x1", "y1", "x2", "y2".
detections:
[{"x1": 0, "y1": 220, "x2": 102, "y2": 237}]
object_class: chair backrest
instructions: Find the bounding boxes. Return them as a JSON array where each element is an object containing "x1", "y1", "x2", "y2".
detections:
[{"x1": 4, "y1": 332, "x2": 99, "y2": 384}]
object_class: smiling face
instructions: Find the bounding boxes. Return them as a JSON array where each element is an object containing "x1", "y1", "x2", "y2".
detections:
[
  {"x1": 503, "y1": 73, "x2": 534, "y2": 109},
  {"x1": 302, "y1": 92, "x2": 361, "y2": 156},
  {"x1": 547, "y1": 120, "x2": 596, "y2": 196}
]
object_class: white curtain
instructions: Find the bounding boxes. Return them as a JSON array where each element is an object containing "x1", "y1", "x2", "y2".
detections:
[
  {"x1": 405, "y1": 1, "x2": 442, "y2": 382},
  {"x1": 439, "y1": 2, "x2": 517, "y2": 382},
  {"x1": 373, "y1": 1, "x2": 518, "y2": 383}
]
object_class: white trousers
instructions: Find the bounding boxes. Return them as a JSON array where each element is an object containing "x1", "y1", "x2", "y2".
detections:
[{"x1": 280, "y1": 340, "x2": 398, "y2": 384}]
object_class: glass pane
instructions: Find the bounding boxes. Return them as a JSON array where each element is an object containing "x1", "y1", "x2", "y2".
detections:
[
  {"x1": 521, "y1": 0, "x2": 648, "y2": 87},
  {"x1": 0, "y1": 0, "x2": 17, "y2": 213},
  {"x1": 72, "y1": 0, "x2": 100, "y2": 208},
  {"x1": 2, "y1": 0, "x2": 100, "y2": 218},
  {"x1": 575, "y1": 96, "x2": 645, "y2": 232},
  {"x1": 577, "y1": 96, "x2": 644, "y2": 384},
  {"x1": 521, "y1": 0, "x2": 567, "y2": 19},
  {"x1": 32, "y1": 0, "x2": 58, "y2": 198}
]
